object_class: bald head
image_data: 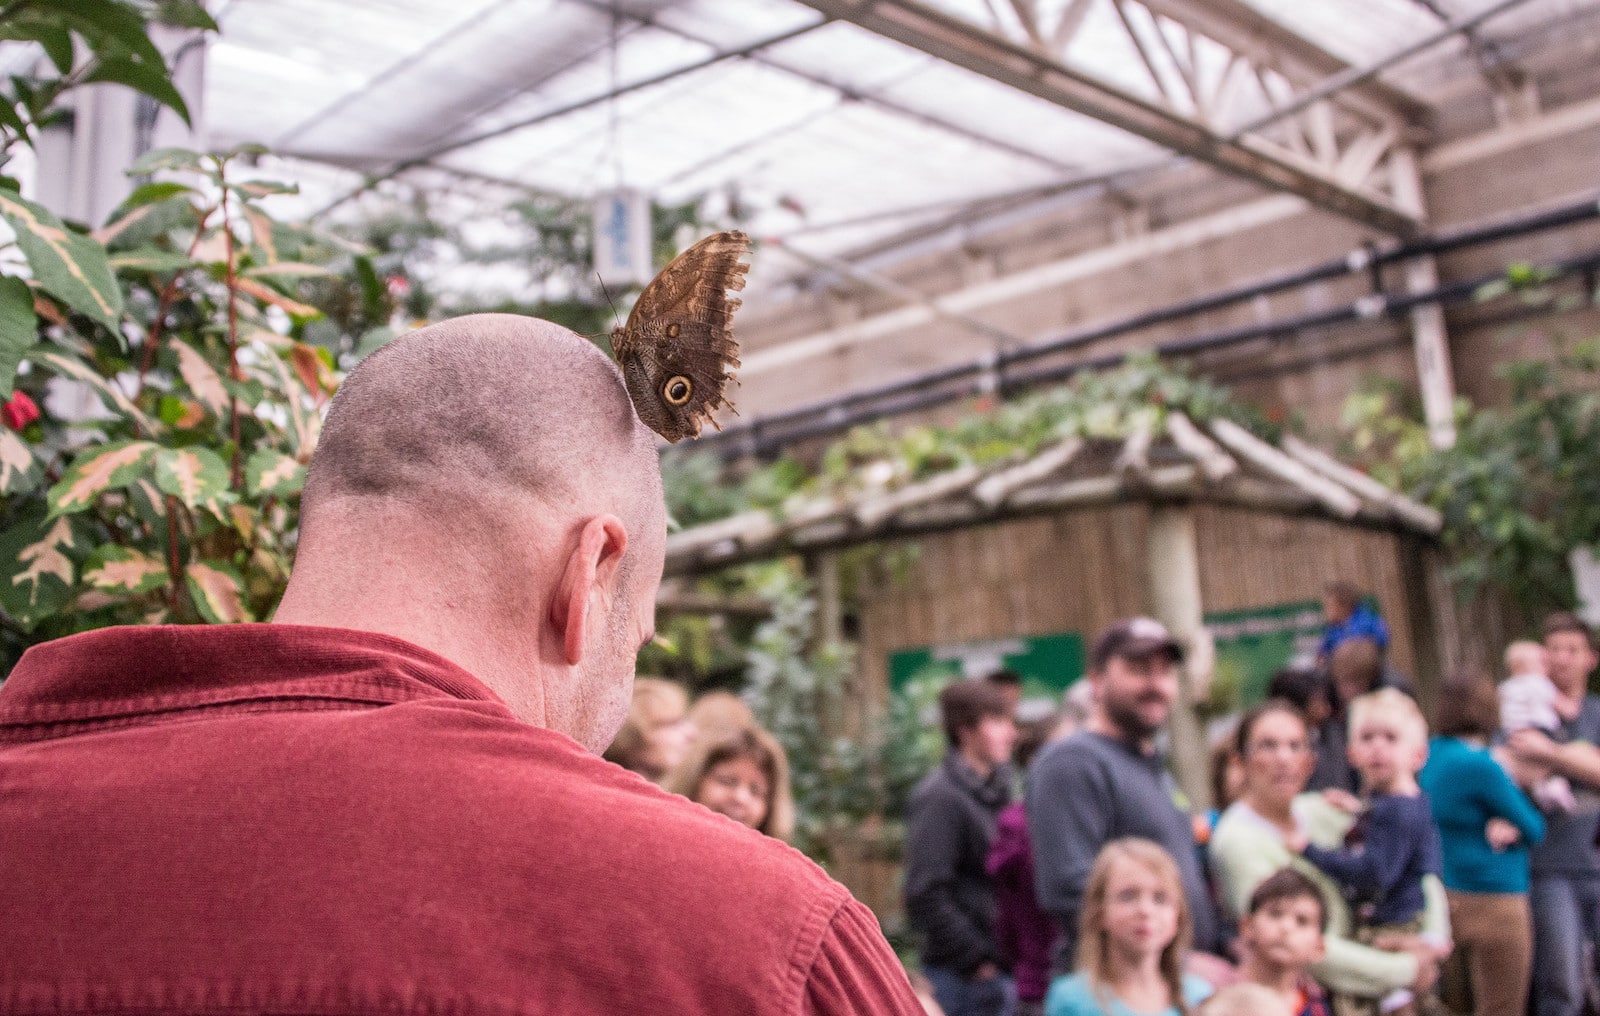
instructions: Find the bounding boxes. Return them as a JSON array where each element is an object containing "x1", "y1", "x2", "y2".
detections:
[
  {"x1": 279, "y1": 315, "x2": 667, "y2": 748},
  {"x1": 303, "y1": 314, "x2": 660, "y2": 538}
]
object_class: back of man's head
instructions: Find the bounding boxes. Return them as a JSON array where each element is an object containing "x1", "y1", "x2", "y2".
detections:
[
  {"x1": 281, "y1": 314, "x2": 665, "y2": 748},
  {"x1": 302, "y1": 314, "x2": 657, "y2": 535}
]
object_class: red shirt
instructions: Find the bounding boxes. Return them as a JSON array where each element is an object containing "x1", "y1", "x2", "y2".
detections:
[{"x1": 0, "y1": 624, "x2": 922, "y2": 1016}]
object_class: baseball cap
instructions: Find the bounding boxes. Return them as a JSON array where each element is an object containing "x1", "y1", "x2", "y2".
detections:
[{"x1": 1091, "y1": 617, "x2": 1185, "y2": 670}]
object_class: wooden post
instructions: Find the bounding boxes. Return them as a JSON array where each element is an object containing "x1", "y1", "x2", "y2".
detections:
[
  {"x1": 808, "y1": 550, "x2": 848, "y2": 740},
  {"x1": 1391, "y1": 147, "x2": 1458, "y2": 450},
  {"x1": 1145, "y1": 505, "x2": 1212, "y2": 811}
]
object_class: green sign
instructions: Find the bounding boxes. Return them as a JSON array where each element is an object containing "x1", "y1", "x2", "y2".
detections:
[
  {"x1": 888, "y1": 631, "x2": 1085, "y2": 706},
  {"x1": 1205, "y1": 601, "x2": 1324, "y2": 707}
]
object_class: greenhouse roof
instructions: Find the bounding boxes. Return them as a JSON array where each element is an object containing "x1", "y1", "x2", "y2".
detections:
[{"x1": 205, "y1": 0, "x2": 1598, "y2": 281}]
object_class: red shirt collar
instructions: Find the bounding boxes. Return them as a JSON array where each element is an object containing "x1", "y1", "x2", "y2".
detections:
[{"x1": 0, "y1": 624, "x2": 512, "y2": 738}]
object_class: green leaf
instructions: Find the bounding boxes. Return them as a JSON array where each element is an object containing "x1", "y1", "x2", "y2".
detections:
[
  {"x1": 117, "y1": 180, "x2": 197, "y2": 208},
  {"x1": 63, "y1": 0, "x2": 164, "y2": 65},
  {"x1": 354, "y1": 327, "x2": 395, "y2": 360},
  {"x1": 186, "y1": 560, "x2": 252, "y2": 623},
  {"x1": 0, "y1": 21, "x2": 75, "y2": 74},
  {"x1": 0, "y1": 507, "x2": 79, "y2": 629},
  {"x1": 0, "y1": 427, "x2": 41, "y2": 495},
  {"x1": 0, "y1": 191, "x2": 124, "y2": 336},
  {"x1": 47, "y1": 440, "x2": 158, "y2": 517},
  {"x1": 127, "y1": 146, "x2": 204, "y2": 176},
  {"x1": 109, "y1": 247, "x2": 193, "y2": 273},
  {"x1": 153, "y1": 444, "x2": 229, "y2": 508},
  {"x1": 245, "y1": 448, "x2": 305, "y2": 497},
  {"x1": 230, "y1": 179, "x2": 298, "y2": 198},
  {"x1": 83, "y1": 544, "x2": 167, "y2": 596},
  {"x1": 153, "y1": 0, "x2": 219, "y2": 31},
  {"x1": 0, "y1": 275, "x2": 39, "y2": 392},
  {"x1": 84, "y1": 57, "x2": 191, "y2": 126},
  {"x1": 96, "y1": 193, "x2": 199, "y2": 250}
]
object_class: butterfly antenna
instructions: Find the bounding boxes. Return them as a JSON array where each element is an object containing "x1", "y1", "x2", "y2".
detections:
[{"x1": 596, "y1": 272, "x2": 619, "y2": 322}]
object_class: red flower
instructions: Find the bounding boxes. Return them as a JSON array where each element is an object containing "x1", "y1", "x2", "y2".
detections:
[{"x1": 2, "y1": 390, "x2": 39, "y2": 431}]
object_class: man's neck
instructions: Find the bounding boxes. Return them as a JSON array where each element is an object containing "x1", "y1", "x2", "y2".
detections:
[
  {"x1": 1553, "y1": 672, "x2": 1589, "y2": 711},
  {"x1": 1240, "y1": 955, "x2": 1300, "y2": 996},
  {"x1": 1087, "y1": 712, "x2": 1154, "y2": 753}
]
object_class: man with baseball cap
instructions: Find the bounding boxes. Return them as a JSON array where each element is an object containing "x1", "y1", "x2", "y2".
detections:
[{"x1": 1027, "y1": 617, "x2": 1221, "y2": 971}]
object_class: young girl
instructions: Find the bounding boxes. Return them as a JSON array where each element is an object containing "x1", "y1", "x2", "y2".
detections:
[
  {"x1": 1047, "y1": 838, "x2": 1214, "y2": 1016},
  {"x1": 667, "y1": 725, "x2": 795, "y2": 841}
]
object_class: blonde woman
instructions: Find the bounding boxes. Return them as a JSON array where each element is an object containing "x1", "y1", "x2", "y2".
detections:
[
  {"x1": 668, "y1": 725, "x2": 796, "y2": 841},
  {"x1": 602, "y1": 677, "x2": 693, "y2": 784},
  {"x1": 1046, "y1": 838, "x2": 1213, "y2": 1016}
]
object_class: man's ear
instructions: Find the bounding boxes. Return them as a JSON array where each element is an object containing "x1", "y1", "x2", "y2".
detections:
[{"x1": 549, "y1": 515, "x2": 629, "y2": 666}]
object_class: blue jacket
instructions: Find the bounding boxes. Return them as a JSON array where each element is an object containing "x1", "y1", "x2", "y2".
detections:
[{"x1": 1418, "y1": 736, "x2": 1545, "y2": 893}]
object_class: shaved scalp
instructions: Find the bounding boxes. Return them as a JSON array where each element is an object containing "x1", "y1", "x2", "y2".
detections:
[{"x1": 303, "y1": 314, "x2": 661, "y2": 542}]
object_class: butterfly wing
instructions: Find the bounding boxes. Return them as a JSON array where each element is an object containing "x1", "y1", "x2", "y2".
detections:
[{"x1": 612, "y1": 231, "x2": 749, "y2": 442}]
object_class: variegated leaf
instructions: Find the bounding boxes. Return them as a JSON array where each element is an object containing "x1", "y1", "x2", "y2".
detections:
[
  {"x1": 245, "y1": 448, "x2": 305, "y2": 498},
  {"x1": 174, "y1": 341, "x2": 228, "y2": 415},
  {"x1": 48, "y1": 441, "x2": 159, "y2": 518},
  {"x1": 84, "y1": 545, "x2": 167, "y2": 595},
  {"x1": 186, "y1": 561, "x2": 252, "y2": 623},
  {"x1": 0, "y1": 510, "x2": 79, "y2": 627},
  {"x1": 234, "y1": 277, "x2": 321, "y2": 318},
  {"x1": 243, "y1": 262, "x2": 333, "y2": 280},
  {"x1": 36, "y1": 351, "x2": 161, "y2": 434},
  {"x1": 0, "y1": 427, "x2": 41, "y2": 495},
  {"x1": 154, "y1": 445, "x2": 230, "y2": 509},
  {"x1": 0, "y1": 191, "x2": 123, "y2": 336}
]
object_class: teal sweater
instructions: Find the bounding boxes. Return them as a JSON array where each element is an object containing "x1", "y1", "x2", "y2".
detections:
[{"x1": 1418, "y1": 736, "x2": 1545, "y2": 894}]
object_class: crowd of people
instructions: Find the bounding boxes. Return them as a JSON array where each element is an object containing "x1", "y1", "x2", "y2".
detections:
[{"x1": 903, "y1": 593, "x2": 1600, "y2": 1016}]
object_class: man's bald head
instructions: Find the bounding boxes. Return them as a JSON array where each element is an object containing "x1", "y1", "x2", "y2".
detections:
[
  {"x1": 281, "y1": 314, "x2": 664, "y2": 748},
  {"x1": 302, "y1": 313, "x2": 661, "y2": 542}
]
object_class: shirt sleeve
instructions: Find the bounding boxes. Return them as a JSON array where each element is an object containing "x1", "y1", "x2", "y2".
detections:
[
  {"x1": 1302, "y1": 798, "x2": 1416, "y2": 898},
  {"x1": 1477, "y1": 753, "x2": 1546, "y2": 844},
  {"x1": 801, "y1": 898, "x2": 926, "y2": 1016},
  {"x1": 903, "y1": 783, "x2": 994, "y2": 974},
  {"x1": 1029, "y1": 743, "x2": 1114, "y2": 965}
]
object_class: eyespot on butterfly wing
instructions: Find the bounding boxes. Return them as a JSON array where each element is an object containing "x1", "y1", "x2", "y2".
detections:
[{"x1": 610, "y1": 230, "x2": 749, "y2": 442}]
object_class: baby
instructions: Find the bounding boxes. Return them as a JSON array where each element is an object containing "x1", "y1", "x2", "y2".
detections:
[{"x1": 1500, "y1": 640, "x2": 1576, "y2": 812}]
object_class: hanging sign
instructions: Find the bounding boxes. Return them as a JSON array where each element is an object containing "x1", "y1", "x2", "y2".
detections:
[
  {"x1": 888, "y1": 631, "x2": 1085, "y2": 711},
  {"x1": 592, "y1": 188, "x2": 652, "y2": 288}
]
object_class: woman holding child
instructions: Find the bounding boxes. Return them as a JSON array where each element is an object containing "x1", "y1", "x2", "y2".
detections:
[{"x1": 1207, "y1": 700, "x2": 1450, "y2": 1009}]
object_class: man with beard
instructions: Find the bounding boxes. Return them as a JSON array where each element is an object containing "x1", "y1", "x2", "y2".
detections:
[{"x1": 1027, "y1": 617, "x2": 1221, "y2": 972}]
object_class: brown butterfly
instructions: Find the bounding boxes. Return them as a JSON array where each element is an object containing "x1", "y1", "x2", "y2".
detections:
[{"x1": 611, "y1": 230, "x2": 750, "y2": 442}]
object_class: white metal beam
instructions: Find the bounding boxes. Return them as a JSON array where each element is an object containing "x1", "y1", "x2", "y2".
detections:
[{"x1": 787, "y1": 0, "x2": 1419, "y2": 235}]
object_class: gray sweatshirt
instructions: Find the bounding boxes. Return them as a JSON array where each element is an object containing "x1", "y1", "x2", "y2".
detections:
[{"x1": 1026, "y1": 731, "x2": 1220, "y2": 971}]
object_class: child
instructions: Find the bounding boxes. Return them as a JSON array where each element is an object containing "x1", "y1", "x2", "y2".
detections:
[
  {"x1": 1289, "y1": 689, "x2": 1442, "y2": 1015},
  {"x1": 1194, "y1": 983, "x2": 1295, "y2": 1016},
  {"x1": 1499, "y1": 639, "x2": 1576, "y2": 812},
  {"x1": 665, "y1": 725, "x2": 795, "y2": 840},
  {"x1": 1046, "y1": 838, "x2": 1214, "y2": 1016},
  {"x1": 989, "y1": 716, "x2": 1065, "y2": 1016},
  {"x1": 1236, "y1": 868, "x2": 1331, "y2": 1016}
]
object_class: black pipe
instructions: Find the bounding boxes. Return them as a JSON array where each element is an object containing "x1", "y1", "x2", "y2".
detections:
[
  {"x1": 718, "y1": 246, "x2": 1600, "y2": 456},
  {"x1": 690, "y1": 193, "x2": 1600, "y2": 458}
]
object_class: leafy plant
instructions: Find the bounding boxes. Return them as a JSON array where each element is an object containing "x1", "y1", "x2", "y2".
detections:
[
  {"x1": 0, "y1": 3, "x2": 383, "y2": 668},
  {"x1": 1344, "y1": 328, "x2": 1600, "y2": 628}
]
